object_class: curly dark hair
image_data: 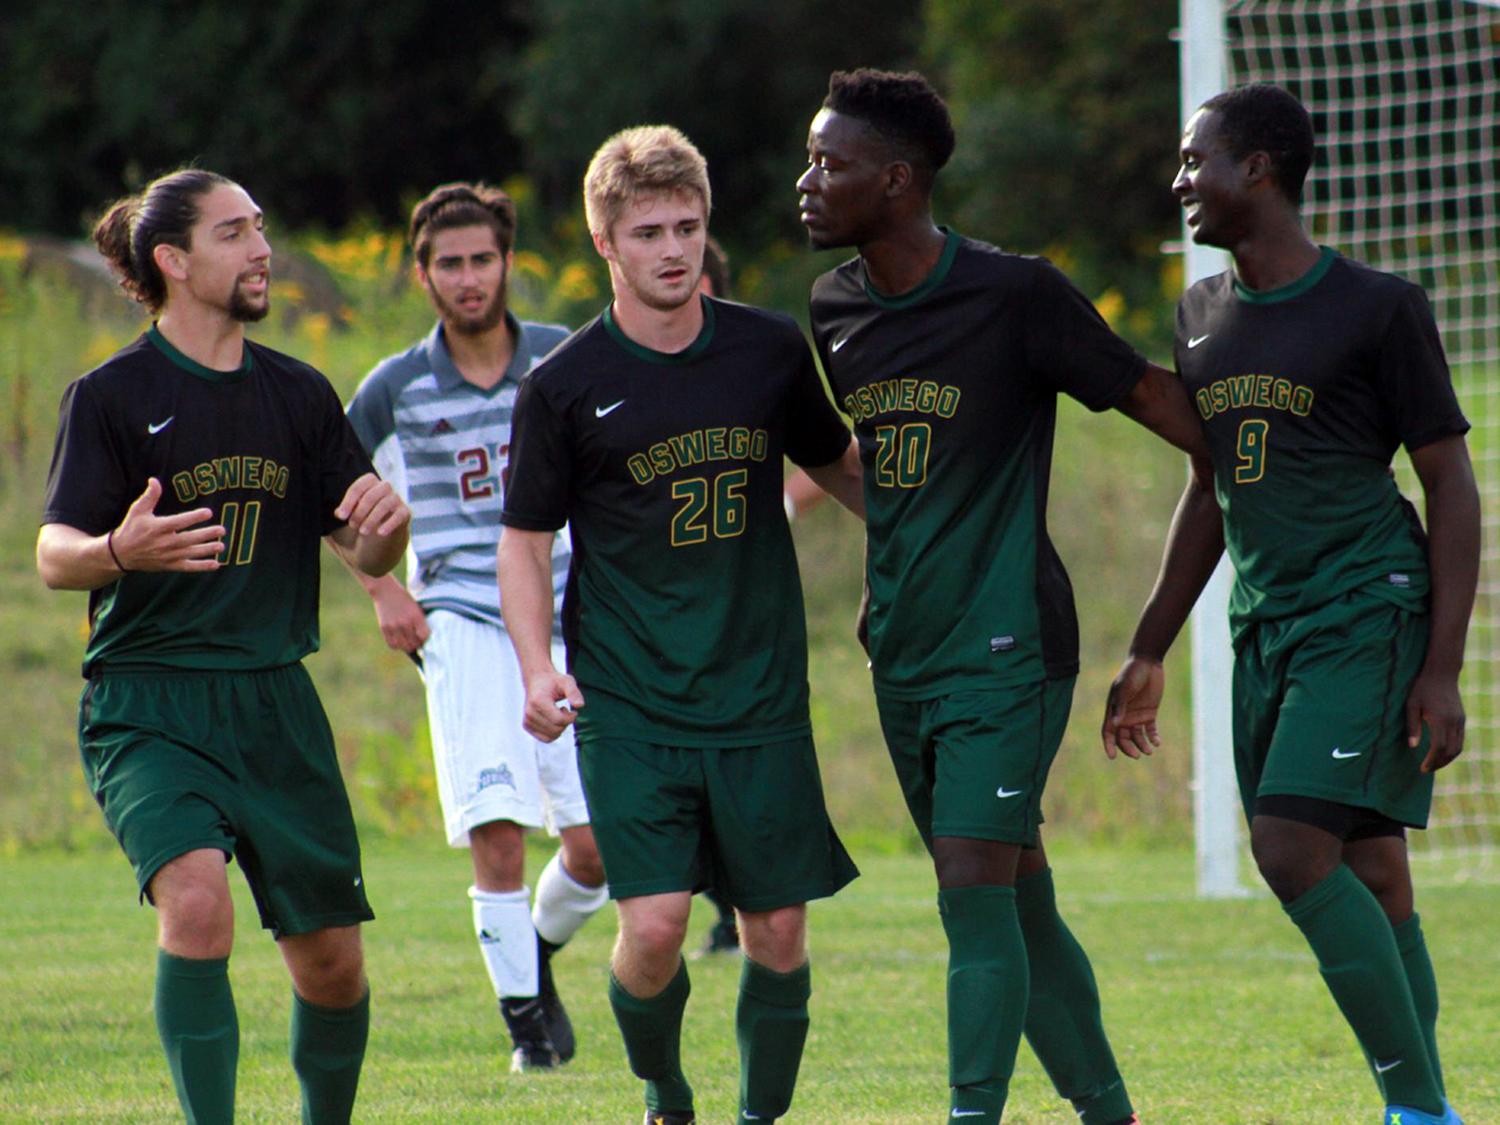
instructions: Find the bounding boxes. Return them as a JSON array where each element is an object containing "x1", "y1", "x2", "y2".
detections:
[
  {"x1": 409, "y1": 182, "x2": 517, "y2": 269},
  {"x1": 824, "y1": 68, "x2": 956, "y2": 178},
  {"x1": 1200, "y1": 84, "x2": 1316, "y2": 204}
]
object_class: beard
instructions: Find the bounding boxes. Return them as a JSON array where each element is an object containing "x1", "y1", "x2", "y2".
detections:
[
  {"x1": 229, "y1": 277, "x2": 270, "y2": 323},
  {"x1": 435, "y1": 279, "x2": 508, "y2": 336}
]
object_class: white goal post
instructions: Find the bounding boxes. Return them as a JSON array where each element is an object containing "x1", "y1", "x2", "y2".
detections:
[{"x1": 1182, "y1": 0, "x2": 1500, "y2": 895}]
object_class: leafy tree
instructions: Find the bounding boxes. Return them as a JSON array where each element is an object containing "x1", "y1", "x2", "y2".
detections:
[
  {"x1": 516, "y1": 0, "x2": 923, "y2": 250},
  {"x1": 0, "y1": 0, "x2": 533, "y2": 233},
  {"x1": 922, "y1": 0, "x2": 1180, "y2": 310}
]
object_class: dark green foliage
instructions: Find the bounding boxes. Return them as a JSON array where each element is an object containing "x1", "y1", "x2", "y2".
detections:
[
  {"x1": 0, "y1": 1, "x2": 533, "y2": 233},
  {"x1": 923, "y1": 0, "x2": 1181, "y2": 316},
  {"x1": 516, "y1": 0, "x2": 923, "y2": 249}
]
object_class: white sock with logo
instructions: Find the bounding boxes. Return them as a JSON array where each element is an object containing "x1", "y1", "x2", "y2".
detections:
[
  {"x1": 532, "y1": 851, "x2": 609, "y2": 947},
  {"x1": 469, "y1": 886, "x2": 537, "y2": 998}
]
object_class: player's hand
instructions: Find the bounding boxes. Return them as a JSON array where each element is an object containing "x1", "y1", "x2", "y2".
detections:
[
  {"x1": 522, "y1": 669, "x2": 585, "y2": 742},
  {"x1": 1102, "y1": 657, "x2": 1164, "y2": 760},
  {"x1": 109, "y1": 477, "x2": 225, "y2": 573},
  {"x1": 1405, "y1": 667, "x2": 1465, "y2": 772},
  {"x1": 371, "y1": 583, "x2": 430, "y2": 654},
  {"x1": 335, "y1": 473, "x2": 410, "y2": 538}
]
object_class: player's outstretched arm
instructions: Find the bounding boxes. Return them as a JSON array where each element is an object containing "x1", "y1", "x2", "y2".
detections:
[
  {"x1": 800, "y1": 438, "x2": 865, "y2": 518},
  {"x1": 328, "y1": 472, "x2": 411, "y2": 578},
  {"x1": 37, "y1": 477, "x2": 224, "y2": 590},
  {"x1": 1102, "y1": 454, "x2": 1222, "y2": 759},
  {"x1": 498, "y1": 526, "x2": 584, "y2": 742},
  {"x1": 1406, "y1": 434, "x2": 1480, "y2": 773},
  {"x1": 1116, "y1": 363, "x2": 1211, "y2": 460}
]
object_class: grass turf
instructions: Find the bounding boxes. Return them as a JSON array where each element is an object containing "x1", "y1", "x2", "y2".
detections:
[{"x1": 3, "y1": 836, "x2": 1497, "y2": 1123}]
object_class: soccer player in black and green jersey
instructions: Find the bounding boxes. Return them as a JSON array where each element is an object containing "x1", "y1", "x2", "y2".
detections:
[
  {"x1": 39, "y1": 169, "x2": 411, "y2": 1124},
  {"x1": 499, "y1": 126, "x2": 863, "y2": 1125},
  {"x1": 798, "y1": 70, "x2": 1209, "y2": 1125},
  {"x1": 1105, "y1": 86, "x2": 1477, "y2": 1125}
]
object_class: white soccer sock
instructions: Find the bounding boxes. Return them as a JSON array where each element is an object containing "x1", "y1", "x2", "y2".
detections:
[
  {"x1": 532, "y1": 851, "x2": 609, "y2": 947},
  {"x1": 469, "y1": 886, "x2": 538, "y2": 998}
]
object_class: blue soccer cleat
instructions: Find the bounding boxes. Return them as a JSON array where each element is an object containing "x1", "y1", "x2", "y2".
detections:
[{"x1": 1383, "y1": 1101, "x2": 1463, "y2": 1125}]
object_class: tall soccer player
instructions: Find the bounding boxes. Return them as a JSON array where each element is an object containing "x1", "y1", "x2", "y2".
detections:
[
  {"x1": 499, "y1": 125, "x2": 862, "y2": 1125},
  {"x1": 38, "y1": 168, "x2": 410, "y2": 1123},
  {"x1": 339, "y1": 183, "x2": 607, "y2": 1072},
  {"x1": 798, "y1": 69, "x2": 1209, "y2": 1124},
  {"x1": 1104, "y1": 84, "x2": 1477, "y2": 1125}
]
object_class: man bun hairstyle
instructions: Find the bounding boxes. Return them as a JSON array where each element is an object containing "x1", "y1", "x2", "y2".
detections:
[
  {"x1": 824, "y1": 68, "x2": 956, "y2": 179},
  {"x1": 584, "y1": 125, "x2": 711, "y2": 239},
  {"x1": 1201, "y1": 83, "x2": 1316, "y2": 204},
  {"x1": 409, "y1": 182, "x2": 518, "y2": 270},
  {"x1": 92, "y1": 168, "x2": 234, "y2": 314}
]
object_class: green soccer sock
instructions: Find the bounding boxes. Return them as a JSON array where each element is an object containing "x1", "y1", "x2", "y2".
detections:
[
  {"x1": 1393, "y1": 912, "x2": 1445, "y2": 1096},
  {"x1": 609, "y1": 961, "x2": 694, "y2": 1114},
  {"x1": 1284, "y1": 865, "x2": 1442, "y2": 1115},
  {"x1": 736, "y1": 958, "x2": 811, "y2": 1122},
  {"x1": 290, "y1": 989, "x2": 369, "y2": 1125},
  {"x1": 1015, "y1": 868, "x2": 1135, "y2": 1125},
  {"x1": 154, "y1": 950, "x2": 238, "y2": 1125},
  {"x1": 939, "y1": 884, "x2": 1028, "y2": 1125}
]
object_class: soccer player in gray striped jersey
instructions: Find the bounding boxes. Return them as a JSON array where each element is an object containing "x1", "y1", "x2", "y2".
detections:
[{"x1": 340, "y1": 183, "x2": 607, "y2": 1074}]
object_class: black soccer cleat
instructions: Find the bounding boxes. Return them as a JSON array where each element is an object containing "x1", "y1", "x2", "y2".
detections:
[
  {"x1": 537, "y1": 939, "x2": 576, "y2": 1062},
  {"x1": 501, "y1": 995, "x2": 561, "y2": 1073},
  {"x1": 643, "y1": 1111, "x2": 696, "y2": 1125}
]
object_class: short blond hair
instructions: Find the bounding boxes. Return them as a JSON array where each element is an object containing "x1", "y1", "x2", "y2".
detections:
[{"x1": 584, "y1": 125, "x2": 712, "y2": 238}]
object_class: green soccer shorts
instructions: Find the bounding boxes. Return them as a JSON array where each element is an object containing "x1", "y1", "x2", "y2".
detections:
[
  {"x1": 79, "y1": 664, "x2": 373, "y2": 936},
  {"x1": 875, "y1": 676, "x2": 1075, "y2": 849},
  {"x1": 1233, "y1": 589, "x2": 1434, "y2": 828},
  {"x1": 576, "y1": 735, "x2": 859, "y2": 912}
]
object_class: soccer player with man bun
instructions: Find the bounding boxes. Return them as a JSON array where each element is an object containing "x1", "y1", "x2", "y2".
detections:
[
  {"x1": 39, "y1": 167, "x2": 410, "y2": 1123},
  {"x1": 1105, "y1": 84, "x2": 1478, "y2": 1125},
  {"x1": 799, "y1": 68, "x2": 1209, "y2": 1124},
  {"x1": 499, "y1": 124, "x2": 863, "y2": 1125},
  {"x1": 341, "y1": 182, "x2": 608, "y2": 1074}
]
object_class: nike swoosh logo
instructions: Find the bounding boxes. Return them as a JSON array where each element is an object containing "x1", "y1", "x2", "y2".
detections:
[
  {"x1": 147, "y1": 417, "x2": 175, "y2": 434},
  {"x1": 1374, "y1": 1057, "x2": 1402, "y2": 1074},
  {"x1": 1331, "y1": 747, "x2": 1361, "y2": 760},
  {"x1": 595, "y1": 400, "x2": 625, "y2": 418},
  {"x1": 996, "y1": 787, "x2": 1023, "y2": 799},
  {"x1": 830, "y1": 335, "x2": 851, "y2": 353},
  {"x1": 1186, "y1": 334, "x2": 1210, "y2": 349},
  {"x1": 951, "y1": 1112, "x2": 987, "y2": 1119}
]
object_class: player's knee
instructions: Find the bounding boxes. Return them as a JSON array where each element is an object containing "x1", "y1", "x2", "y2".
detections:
[
  {"x1": 154, "y1": 884, "x2": 234, "y2": 958},
  {"x1": 1250, "y1": 823, "x2": 1337, "y2": 902},
  {"x1": 287, "y1": 933, "x2": 366, "y2": 1007},
  {"x1": 739, "y1": 905, "x2": 807, "y2": 969},
  {"x1": 621, "y1": 909, "x2": 688, "y2": 962},
  {"x1": 469, "y1": 819, "x2": 526, "y2": 887},
  {"x1": 561, "y1": 840, "x2": 606, "y2": 888}
]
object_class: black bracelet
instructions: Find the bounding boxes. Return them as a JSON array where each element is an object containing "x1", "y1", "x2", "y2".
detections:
[{"x1": 106, "y1": 529, "x2": 129, "y2": 574}]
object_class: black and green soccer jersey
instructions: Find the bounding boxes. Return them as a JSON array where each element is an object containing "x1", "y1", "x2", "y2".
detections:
[
  {"x1": 42, "y1": 327, "x2": 374, "y2": 676},
  {"x1": 1176, "y1": 248, "x2": 1469, "y2": 640},
  {"x1": 501, "y1": 296, "x2": 851, "y2": 747},
  {"x1": 809, "y1": 230, "x2": 1146, "y2": 698}
]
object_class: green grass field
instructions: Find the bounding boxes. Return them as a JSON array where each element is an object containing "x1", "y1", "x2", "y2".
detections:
[{"x1": 3, "y1": 837, "x2": 1498, "y2": 1123}]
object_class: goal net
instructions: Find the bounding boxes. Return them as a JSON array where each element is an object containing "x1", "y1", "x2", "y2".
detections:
[{"x1": 1201, "y1": 0, "x2": 1500, "y2": 876}]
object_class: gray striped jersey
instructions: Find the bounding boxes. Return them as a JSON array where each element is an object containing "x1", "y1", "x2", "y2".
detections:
[{"x1": 346, "y1": 315, "x2": 571, "y2": 633}]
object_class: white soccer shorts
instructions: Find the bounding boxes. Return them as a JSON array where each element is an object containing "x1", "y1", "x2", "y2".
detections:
[{"x1": 422, "y1": 609, "x2": 590, "y2": 846}]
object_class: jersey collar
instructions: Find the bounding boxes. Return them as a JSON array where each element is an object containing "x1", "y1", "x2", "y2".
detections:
[
  {"x1": 147, "y1": 324, "x2": 253, "y2": 382},
  {"x1": 1232, "y1": 246, "x2": 1337, "y2": 304},
  {"x1": 428, "y1": 311, "x2": 532, "y2": 394},
  {"x1": 603, "y1": 293, "x2": 716, "y2": 365},
  {"x1": 861, "y1": 227, "x2": 961, "y2": 309}
]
